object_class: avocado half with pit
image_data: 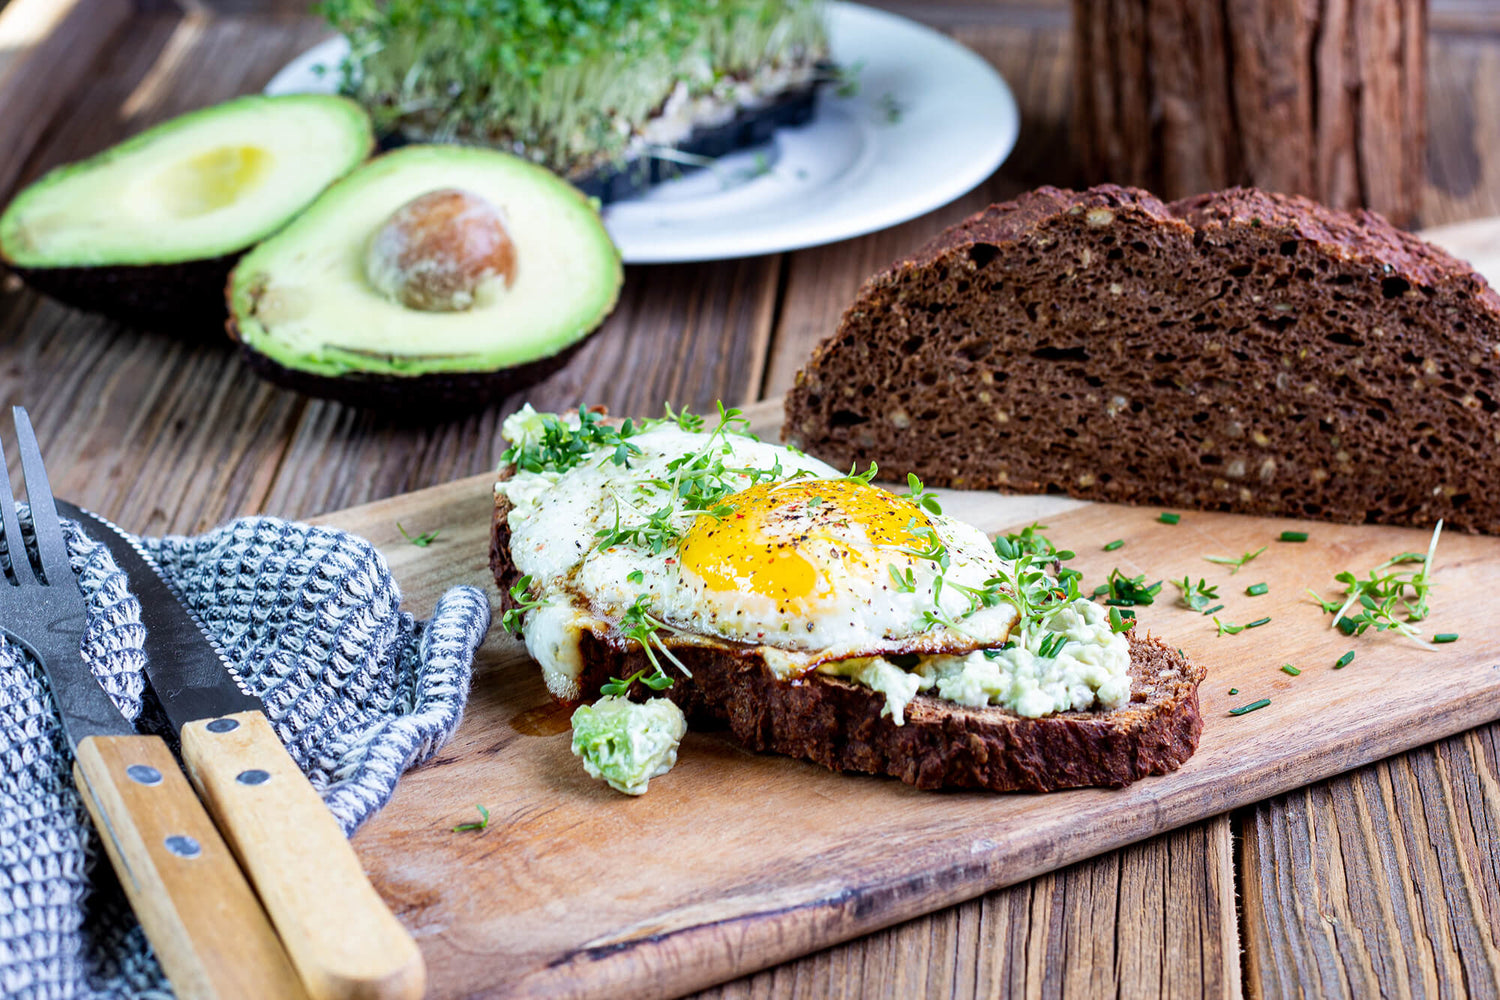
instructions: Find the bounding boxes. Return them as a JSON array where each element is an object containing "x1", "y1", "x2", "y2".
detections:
[
  {"x1": 226, "y1": 145, "x2": 623, "y2": 411},
  {"x1": 0, "y1": 95, "x2": 373, "y2": 332}
]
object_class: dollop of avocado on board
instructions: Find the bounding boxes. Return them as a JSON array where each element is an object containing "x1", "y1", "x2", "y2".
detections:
[
  {"x1": 226, "y1": 145, "x2": 623, "y2": 411},
  {"x1": 571, "y1": 696, "x2": 687, "y2": 796},
  {"x1": 0, "y1": 94, "x2": 373, "y2": 331}
]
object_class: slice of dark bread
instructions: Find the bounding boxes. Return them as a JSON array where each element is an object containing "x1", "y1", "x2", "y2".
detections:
[
  {"x1": 783, "y1": 185, "x2": 1500, "y2": 533},
  {"x1": 491, "y1": 477, "x2": 1206, "y2": 792}
]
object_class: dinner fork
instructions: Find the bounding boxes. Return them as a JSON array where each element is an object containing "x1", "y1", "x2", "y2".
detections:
[{"x1": 0, "y1": 406, "x2": 306, "y2": 1000}]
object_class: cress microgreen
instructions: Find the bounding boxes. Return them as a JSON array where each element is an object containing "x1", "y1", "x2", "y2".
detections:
[
  {"x1": 1099, "y1": 569, "x2": 1162, "y2": 607},
  {"x1": 501, "y1": 406, "x2": 644, "y2": 474},
  {"x1": 452, "y1": 804, "x2": 490, "y2": 833},
  {"x1": 1307, "y1": 521, "x2": 1444, "y2": 648},
  {"x1": 992, "y1": 523, "x2": 1075, "y2": 565},
  {"x1": 1036, "y1": 632, "x2": 1069, "y2": 658},
  {"x1": 903, "y1": 473, "x2": 943, "y2": 515},
  {"x1": 324, "y1": 0, "x2": 829, "y2": 175},
  {"x1": 888, "y1": 564, "x2": 917, "y2": 593},
  {"x1": 397, "y1": 522, "x2": 440, "y2": 547},
  {"x1": 620, "y1": 595, "x2": 692, "y2": 678},
  {"x1": 501, "y1": 575, "x2": 545, "y2": 633},
  {"x1": 600, "y1": 667, "x2": 674, "y2": 696},
  {"x1": 1171, "y1": 576, "x2": 1220, "y2": 612},
  {"x1": 1203, "y1": 545, "x2": 1267, "y2": 574},
  {"x1": 1213, "y1": 617, "x2": 1245, "y2": 636}
]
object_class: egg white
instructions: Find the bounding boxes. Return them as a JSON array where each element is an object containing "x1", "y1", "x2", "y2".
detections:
[{"x1": 501, "y1": 420, "x2": 1020, "y2": 698}]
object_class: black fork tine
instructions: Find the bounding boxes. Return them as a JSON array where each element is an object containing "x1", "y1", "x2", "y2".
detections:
[
  {"x1": 0, "y1": 411, "x2": 35, "y2": 586},
  {"x1": 12, "y1": 407, "x2": 69, "y2": 587}
]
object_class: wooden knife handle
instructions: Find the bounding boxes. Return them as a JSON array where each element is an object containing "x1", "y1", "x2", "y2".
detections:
[
  {"x1": 179, "y1": 710, "x2": 426, "y2": 1000},
  {"x1": 73, "y1": 734, "x2": 308, "y2": 1000}
]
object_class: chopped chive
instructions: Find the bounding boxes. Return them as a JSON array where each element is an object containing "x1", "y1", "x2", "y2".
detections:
[
  {"x1": 1228, "y1": 687, "x2": 1239, "y2": 695},
  {"x1": 1104, "y1": 539, "x2": 1125, "y2": 551},
  {"x1": 1117, "y1": 608, "x2": 1135, "y2": 619},
  {"x1": 1433, "y1": 633, "x2": 1459, "y2": 643},
  {"x1": 1281, "y1": 663, "x2": 1301, "y2": 676},
  {"x1": 1245, "y1": 616, "x2": 1272, "y2": 629},
  {"x1": 1229, "y1": 698, "x2": 1272, "y2": 716},
  {"x1": 1202, "y1": 604, "x2": 1225, "y2": 616},
  {"x1": 1158, "y1": 512, "x2": 1181, "y2": 525},
  {"x1": 1279, "y1": 530, "x2": 1308, "y2": 542},
  {"x1": 1335, "y1": 616, "x2": 1358, "y2": 635},
  {"x1": 1335, "y1": 650, "x2": 1355, "y2": 669},
  {"x1": 1246, "y1": 582, "x2": 1269, "y2": 596}
]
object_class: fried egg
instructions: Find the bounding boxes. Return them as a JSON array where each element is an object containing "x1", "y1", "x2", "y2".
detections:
[{"x1": 500, "y1": 411, "x2": 1019, "y2": 700}]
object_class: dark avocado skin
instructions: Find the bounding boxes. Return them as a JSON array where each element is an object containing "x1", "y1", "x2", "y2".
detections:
[
  {"x1": 5, "y1": 251, "x2": 242, "y2": 336},
  {"x1": 229, "y1": 320, "x2": 592, "y2": 415}
]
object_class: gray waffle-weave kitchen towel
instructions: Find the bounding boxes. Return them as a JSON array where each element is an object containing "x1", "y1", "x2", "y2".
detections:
[{"x1": 0, "y1": 510, "x2": 491, "y2": 998}]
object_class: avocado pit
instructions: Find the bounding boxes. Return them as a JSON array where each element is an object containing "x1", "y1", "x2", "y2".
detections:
[{"x1": 364, "y1": 187, "x2": 517, "y2": 312}]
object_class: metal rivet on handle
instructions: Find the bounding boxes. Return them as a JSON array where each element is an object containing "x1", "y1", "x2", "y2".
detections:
[
  {"x1": 126, "y1": 764, "x2": 162, "y2": 786},
  {"x1": 164, "y1": 835, "x2": 201, "y2": 859},
  {"x1": 205, "y1": 718, "x2": 239, "y2": 734},
  {"x1": 236, "y1": 769, "x2": 271, "y2": 786}
]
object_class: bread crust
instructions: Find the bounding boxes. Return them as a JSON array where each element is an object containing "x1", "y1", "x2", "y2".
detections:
[
  {"x1": 490, "y1": 473, "x2": 1206, "y2": 792},
  {"x1": 784, "y1": 184, "x2": 1500, "y2": 533}
]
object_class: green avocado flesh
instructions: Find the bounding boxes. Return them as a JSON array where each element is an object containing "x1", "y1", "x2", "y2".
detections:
[
  {"x1": 227, "y1": 145, "x2": 623, "y2": 379},
  {"x1": 0, "y1": 95, "x2": 373, "y2": 268}
]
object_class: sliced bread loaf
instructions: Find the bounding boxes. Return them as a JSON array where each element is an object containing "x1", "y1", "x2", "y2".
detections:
[
  {"x1": 491, "y1": 480, "x2": 1206, "y2": 792},
  {"x1": 784, "y1": 185, "x2": 1500, "y2": 533}
]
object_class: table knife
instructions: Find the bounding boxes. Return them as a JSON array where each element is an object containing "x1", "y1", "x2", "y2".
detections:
[
  {"x1": 0, "y1": 415, "x2": 305, "y2": 998},
  {"x1": 61, "y1": 502, "x2": 426, "y2": 1000}
]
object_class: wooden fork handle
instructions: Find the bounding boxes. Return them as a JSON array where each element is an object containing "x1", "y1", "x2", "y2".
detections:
[
  {"x1": 180, "y1": 710, "x2": 426, "y2": 1000},
  {"x1": 73, "y1": 734, "x2": 308, "y2": 1000}
]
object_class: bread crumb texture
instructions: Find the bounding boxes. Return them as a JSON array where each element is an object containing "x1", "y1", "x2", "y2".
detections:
[{"x1": 784, "y1": 185, "x2": 1500, "y2": 533}]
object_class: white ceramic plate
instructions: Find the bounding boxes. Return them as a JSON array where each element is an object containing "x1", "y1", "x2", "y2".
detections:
[{"x1": 264, "y1": 3, "x2": 1018, "y2": 263}]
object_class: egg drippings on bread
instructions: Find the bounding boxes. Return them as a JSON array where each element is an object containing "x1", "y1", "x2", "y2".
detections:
[{"x1": 497, "y1": 405, "x2": 1130, "y2": 722}]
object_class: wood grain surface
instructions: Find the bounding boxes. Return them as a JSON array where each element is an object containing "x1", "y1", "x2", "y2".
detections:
[
  {"x1": 5, "y1": 1, "x2": 1500, "y2": 997},
  {"x1": 313, "y1": 461, "x2": 1500, "y2": 999}
]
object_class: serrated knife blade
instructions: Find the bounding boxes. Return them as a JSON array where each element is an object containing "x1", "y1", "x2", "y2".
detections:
[{"x1": 57, "y1": 501, "x2": 263, "y2": 732}]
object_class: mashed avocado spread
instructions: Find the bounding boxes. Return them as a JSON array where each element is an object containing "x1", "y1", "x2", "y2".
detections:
[
  {"x1": 570, "y1": 695, "x2": 687, "y2": 795},
  {"x1": 819, "y1": 599, "x2": 1131, "y2": 725}
]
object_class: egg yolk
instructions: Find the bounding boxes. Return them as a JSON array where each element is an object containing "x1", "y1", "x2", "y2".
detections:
[{"x1": 677, "y1": 479, "x2": 933, "y2": 604}]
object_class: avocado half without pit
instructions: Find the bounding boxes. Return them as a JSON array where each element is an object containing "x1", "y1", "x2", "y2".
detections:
[
  {"x1": 226, "y1": 145, "x2": 623, "y2": 411},
  {"x1": 0, "y1": 95, "x2": 373, "y2": 332}
]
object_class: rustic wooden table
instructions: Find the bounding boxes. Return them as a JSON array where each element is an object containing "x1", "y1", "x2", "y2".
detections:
[{"x1": 4, "y1": 0, "x2": 1500, "y2": 996}]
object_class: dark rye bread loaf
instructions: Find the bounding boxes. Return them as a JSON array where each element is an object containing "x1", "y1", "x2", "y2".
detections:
[
  {"x1": 784, "y1": 185, "x2": 1500, "y2": 533},
  {"x1": 491, "y1": 480, "x2": 1206, "y2": 792}
]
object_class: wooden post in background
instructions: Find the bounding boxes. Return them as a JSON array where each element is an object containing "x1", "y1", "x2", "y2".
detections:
[{"x1": 1072, "y1": 0, "x2": 1426, "y2": 227}]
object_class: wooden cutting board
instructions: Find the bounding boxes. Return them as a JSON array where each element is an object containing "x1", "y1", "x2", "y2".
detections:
[{"x1": 315, "y1": 399, "x2": 1500, "y2": 1000}]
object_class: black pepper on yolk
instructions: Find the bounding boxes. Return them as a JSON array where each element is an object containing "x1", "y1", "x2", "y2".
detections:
[{"x1": 676, "y1": 479, "x2": 933, "y2": 607}]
